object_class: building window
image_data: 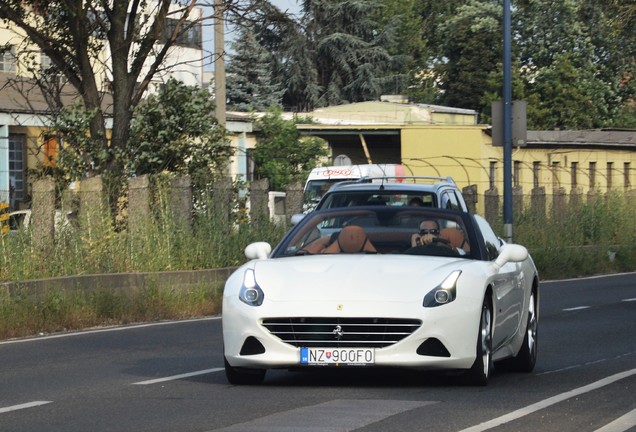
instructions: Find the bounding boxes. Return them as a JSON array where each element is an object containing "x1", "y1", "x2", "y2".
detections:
[
  {"x1": 9, "y1": 134, "x2": 25, "y2": 202},
  {"x1": 607, "y1": 162, "x2": 613, "y2": 190},
  {"x1": 533, "y1": 161, "x2": 541, "y2": 188},
  {"x1": 164, "y1": 18, "x2": 202, "y2": 49},
  {"x1": 0, "y1": 45, "x2": 17, "y2": 73},
  {"x1": 40, "y1": 53, "x2": 51, "y2": 70},
  {"x1": 489, "y1": 161, "x2": 497, "y2": 189},
  {"x1": 551, "y1": 161, "x2": 560, "y2": 189},
  {"x1": 625, "y1": 162, "x2": 632, "y2": 190},
  {"x1": 589, "y1": 162, "x2": 596, "y2": 189},
  {"x1": 571, "y1": 162, "x2": 578, "y2": 189},
  {"x1": 513, "y1": 161, "x2": 521, "y2": 187}
]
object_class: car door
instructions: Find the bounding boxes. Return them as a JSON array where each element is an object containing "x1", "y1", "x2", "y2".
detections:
[{"x1": 474, "y1": 216, "x2": 525, "y2": 349}]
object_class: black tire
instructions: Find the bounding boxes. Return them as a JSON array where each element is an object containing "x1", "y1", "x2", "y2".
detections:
[
  {"x1": 224, "y1": 357, "x2": 266, "y2": 385},
  {"x1": 465, "y1": 297, "x2": 493, "y2": 386},
  {"x1": 503, "y1": 290, "x2": 538, "y2": 372}
]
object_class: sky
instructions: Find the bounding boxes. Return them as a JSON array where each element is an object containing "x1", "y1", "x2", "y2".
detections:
[{"x1": 202, "y1": 0, "x2": 302, "y2": 71}]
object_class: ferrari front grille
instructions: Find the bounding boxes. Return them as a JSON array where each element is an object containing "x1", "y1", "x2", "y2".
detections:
[{"x1": 261, "y1": 317, "x2": 421, "y2": 348}]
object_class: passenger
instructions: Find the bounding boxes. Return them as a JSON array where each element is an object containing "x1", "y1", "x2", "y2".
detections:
[
  {"x1": 408, "y1": 197, "x2": 425, "y2": 206},
  {"x1": 322, "y1": 225, "x2": 377, "y2": 254}
]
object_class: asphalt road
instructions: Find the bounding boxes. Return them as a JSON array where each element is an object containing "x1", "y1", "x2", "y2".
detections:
[{"x1": 1, "y1": 272, "x2": 635, "y2": 432}]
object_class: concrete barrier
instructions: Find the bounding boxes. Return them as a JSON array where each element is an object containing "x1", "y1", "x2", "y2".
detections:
[{"x1": 1, "y1": 267, "x2": 238, "y2": 300}]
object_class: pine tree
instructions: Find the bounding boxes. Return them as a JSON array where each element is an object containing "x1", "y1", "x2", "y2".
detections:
[
  {"x1": 305, "y1": 0, "x2": 395, "y2": 105},
  {"x1": 436, "y1": 0, "x2": 502, "y2": 113},
  {"x1": 226, "y1": 28, "x2": 284, "y2": 112}
]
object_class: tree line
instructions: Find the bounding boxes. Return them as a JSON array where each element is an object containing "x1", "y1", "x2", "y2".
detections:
[
  {"x1": 227, "y1": 0, "x2": 636, "y2": 129},
  {"x1": 1, "y1": 1, "x2": 634, "y2": 207}
]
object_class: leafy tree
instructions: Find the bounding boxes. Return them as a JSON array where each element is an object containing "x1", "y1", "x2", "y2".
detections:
[
  {"x1": 127, "y1": 78, "x2": 233, "y2": 189},
  {"x1": 410, "y1": 0, "x2": 636, "y2": 127},
  {"x1": 599, "y1": 0, "x2": 636, "y2": 127},
  {"x1": 251, "y1": 108, "x2": 328, "y2": 191},
  {"x1": 0, "y1": 0, "x2": 253, "y2": 198},
  {"x1": 226, "y1": 27, "x2": 284, "y2": 111},
  {"x1": 436, "y1": 0, "x2": 502, "y2": 114},
  {"x1": 527, "y1": 53, "x2": 607, "y2": 129},
  {"x1": 412, "y1": 0, "x2": 467, "y2": 102},
  {"x1": 515, "y1": 0, "x2": 623, "y2": 128}
]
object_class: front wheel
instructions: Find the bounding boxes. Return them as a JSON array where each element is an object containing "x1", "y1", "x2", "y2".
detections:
[
  {"x1": 224, "y1": 357, "x2": 266, "y2": 385},
  {"x1": 464, "y1": 297, "x2": 493, "y2": 386},
  {"x1": 502, "y1": 290, "x2": 538, "y2": 372}
]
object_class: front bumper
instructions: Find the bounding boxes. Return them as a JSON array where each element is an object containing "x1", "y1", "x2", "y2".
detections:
[{"x1": 222, "y1": 296, "x2": 482, "y2": 371}]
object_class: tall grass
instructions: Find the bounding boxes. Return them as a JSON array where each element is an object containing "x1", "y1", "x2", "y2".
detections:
[
  {"x1": 1, "y1": 189, "x2": 634, "y2": 338},
  {"x1": 511, "y1": 191, "x2": 636, "y2": 279},
  {"x1": 0, "y1": 281, "x2": 222, "y2": 340},
  {"x1": 0, "y1": 193, "x2": 288, "y2": 281},
  {"x1": 0, "y1": 185, "x2": 288, "y2": 339}
]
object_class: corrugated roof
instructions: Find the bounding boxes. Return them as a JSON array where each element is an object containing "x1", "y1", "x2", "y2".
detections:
[
  {"x1": 305, "y1": 101, "x2": 477, "y2": 125},
  {"x1": 527, "y1": 130, "x2": 636, "y2": 149}
]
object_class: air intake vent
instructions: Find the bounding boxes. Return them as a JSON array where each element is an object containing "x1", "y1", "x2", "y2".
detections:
[
  {"x1": 417, "y1": 338, "x2": 451, "y2": 357},
  {"x1": 240, "y1": 336, "x2": 266, "y2": 355}
]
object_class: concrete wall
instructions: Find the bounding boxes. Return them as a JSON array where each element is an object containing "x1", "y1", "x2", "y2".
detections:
[{"x1": 1, "y1": 267, "x2": 237, "y2": 302}]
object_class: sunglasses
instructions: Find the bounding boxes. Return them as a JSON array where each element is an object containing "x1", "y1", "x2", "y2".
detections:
[{"x1": 420, "y1": 228, "x2": 440, "y2": 235}]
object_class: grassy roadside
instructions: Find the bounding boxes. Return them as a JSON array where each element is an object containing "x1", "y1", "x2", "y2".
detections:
[
  {"x1": 0, "y1": 280, "x2": 223, "y2": 340},
  {"x1": 511, "y1": 191, "x2": 636, "y2": 279},
  {"x1": 1, "y1": 192, "x2": 634, "y2": 340}
]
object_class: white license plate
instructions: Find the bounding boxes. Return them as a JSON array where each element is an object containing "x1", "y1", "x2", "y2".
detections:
[{"x1": 300, "y1": 347, "x2": 375, "y2": 366}]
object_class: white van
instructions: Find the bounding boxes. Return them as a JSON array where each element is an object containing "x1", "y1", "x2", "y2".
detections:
[{"x1": 303, "y1": 164, "x2": 404, "y2": 206}]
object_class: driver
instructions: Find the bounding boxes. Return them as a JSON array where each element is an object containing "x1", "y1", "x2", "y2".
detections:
[{"x1": 411, "y1": 219, "x2": 442, "y2": 247}]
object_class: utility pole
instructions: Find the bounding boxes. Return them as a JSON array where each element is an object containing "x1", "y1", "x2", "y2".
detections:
[
  {"x1": 214, "y1": 0, "x2": 226, "y2": 127},
  {"x1": 503, "y1": 0, "x2": 513, "y2": 243}
]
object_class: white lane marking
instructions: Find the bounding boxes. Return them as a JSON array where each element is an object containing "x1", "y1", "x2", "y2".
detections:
[
  {"x1": 458, "y1": 368, "x2": 636, "y2": 432},
  {"x1": 563, "y1": 306, "x2": 590, "y2": 311},
  {"x1": 536, "y1": 364, "x2": 581, "y2": 375},
  {"x1": 0, "y1": 401, "x2": 52, "y2": 414},
  {"x1": 594, "y1": 408, "x2": 636, "y2": 432},
  {"x1": 622, "y1": 298, "x2": 636, "y2": 302},
  {"x1": 542, "y1": 271, "x2": 636, "y2": 283},
  {"x1": 537, "y1": 351, "x2": 636, "y2": 376},
  {"x1": 0, "y1": 316, "x2": 220, "y2": 345},
  {"x1": 132, "y1": 368, "x2": 224, "y2": 385},
  {"x1": 213, "y1": 399, "x2": 434, "y2": 432}
]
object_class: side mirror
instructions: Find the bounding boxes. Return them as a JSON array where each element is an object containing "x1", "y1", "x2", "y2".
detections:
[
  {"x1": 245, "y1": 242, "x2": 272, "y2": 260},
  {"x1": 290, "y1": 214, "x2": 305, "y2": 225},
  {"x1": 490, "y1": 244, "x2": 528, "y2": 272}
]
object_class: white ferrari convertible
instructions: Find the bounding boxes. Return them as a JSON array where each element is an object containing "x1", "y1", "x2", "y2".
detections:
[{"x1": 222, "y1": 206, "x2": 539, "y2": 385}]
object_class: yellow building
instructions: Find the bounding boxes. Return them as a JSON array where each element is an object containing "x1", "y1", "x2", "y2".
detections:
[{"x1": 297, "y1": 101, "x2": 636, "y2": 214}]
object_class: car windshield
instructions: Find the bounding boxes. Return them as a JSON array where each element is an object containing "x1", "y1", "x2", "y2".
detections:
[
  {"x1": 277, "y1": 207, "x2": 472, "y2": 259},
  {"x1": 304, "y1": 179, "x2": 347, "y2": 203},
  {"x1": 318, "y1": 191, "x2": 437, "y2": 209}
]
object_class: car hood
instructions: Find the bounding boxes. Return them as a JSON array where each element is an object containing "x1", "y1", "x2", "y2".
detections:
[{"x1": 252, "y1": 255, "x2": 467, "y2": 303}]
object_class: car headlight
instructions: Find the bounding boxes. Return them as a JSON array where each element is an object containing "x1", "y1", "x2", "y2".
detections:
[
  {"x1": 239, "y1": 268, "x2": 264, "y2": 306},
  {"x1": 423, "y1": 270, "x2": 461, "y2": 307}
]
